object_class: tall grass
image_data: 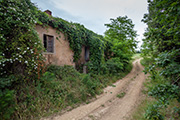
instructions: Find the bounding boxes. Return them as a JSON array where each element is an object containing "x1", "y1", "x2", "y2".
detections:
[{"x1": 10, "y1": 63, "x2": 132, "y2": 120}]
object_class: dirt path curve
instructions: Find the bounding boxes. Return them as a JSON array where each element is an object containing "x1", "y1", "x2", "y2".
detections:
[{"x1": 44, "y1": 59, "x2": 146, "y2": 120}]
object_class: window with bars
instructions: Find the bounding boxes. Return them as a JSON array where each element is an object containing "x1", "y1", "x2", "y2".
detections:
[{"x1": 43, "y1": 34, "x2": 54, "y2": 53}]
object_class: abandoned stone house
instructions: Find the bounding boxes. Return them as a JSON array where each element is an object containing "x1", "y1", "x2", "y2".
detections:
[{"x1": 35, "y1": 10, "x2": 90, "y2": 67}]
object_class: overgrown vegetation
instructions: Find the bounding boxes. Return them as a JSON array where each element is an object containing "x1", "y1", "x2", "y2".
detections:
[
  {"x1": 132, "y1": 0, "x2": 180, "y2": 119},
  {"x1": 36, "y1": 9, "x2": 105, "y2": 73},
  {"x1": 104, "y1": 16, "x2": 138, "y2": 69},
  {"x1": 0, "y1": 0, "x2": 137, "y2": 119}
]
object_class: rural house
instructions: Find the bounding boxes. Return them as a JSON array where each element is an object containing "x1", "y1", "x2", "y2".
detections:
[{"x1": 36, "y1": 10, "x2": 90, "y2": 67}]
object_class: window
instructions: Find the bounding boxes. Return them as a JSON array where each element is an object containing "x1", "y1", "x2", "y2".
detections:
[
  {"x1": 85, "y1": 46, "x2": 90, "y2": 61},
  {"x1": 43, "y1": 34, "x2": 54, "y2": 53}
]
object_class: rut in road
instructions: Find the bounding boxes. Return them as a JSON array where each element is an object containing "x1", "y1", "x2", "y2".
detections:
[{"x1": 43, "y1": 59, "x2": 146, "y2": 120}]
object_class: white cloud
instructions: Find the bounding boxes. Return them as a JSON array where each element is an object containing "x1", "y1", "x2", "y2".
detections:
[{"x1": 32, "y1": 0, "x2": 148, "y2": 48}]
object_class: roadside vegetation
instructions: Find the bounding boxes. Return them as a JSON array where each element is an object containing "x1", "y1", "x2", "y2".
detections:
[
  {"x1": 0, "y1": 0, "x2": 137, "y2": 119},
  {"x1": 132, "y1": 0, "x2": 180, "y2": 119}
]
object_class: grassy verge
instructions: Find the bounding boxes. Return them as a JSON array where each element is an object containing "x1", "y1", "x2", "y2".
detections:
[
  {"x1": 9, "y1": 63, "x2": 132, "y2": 120},
  {"x1": 132, "y1": 53, "x2": 141, "y2": 61},
  {"x1": 131, "y1": 58, "x2": 180, "y2": 120}
]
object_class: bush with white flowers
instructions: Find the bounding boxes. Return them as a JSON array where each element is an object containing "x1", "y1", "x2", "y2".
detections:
[{"x1": 0, "y1": 0, "x2": 44, "y2": 78}]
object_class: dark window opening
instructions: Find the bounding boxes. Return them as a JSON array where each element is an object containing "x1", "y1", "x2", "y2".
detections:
[
  {"x1": 85, "y1": 46, "x2": 90, "y2": 61},
  {"x1": 43, "y1": 34, "x2": 54, "y2": 53}
]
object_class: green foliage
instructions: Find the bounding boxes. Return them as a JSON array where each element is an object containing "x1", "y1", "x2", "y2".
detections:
[
  {"x1": 117, "y1": 92, "x2": 126, "y2": 98},
  {"x1": 155, "y1": 49, "x2": 180, "y2": 84},
  {"x1": 140, "y1": 59, "x2": 180, "y2": 120},
  {"x1": 0, "y1": 89, "x2": 15, "y2": 120},
  {"x1": 144, "y1": 83, "x2": 180, "y2": 120},
  {"x1": 148, "y1": 84, "x2": 180, "y2": 104},
  {"x1": 46, "y1": 65, "x2": 80, "y2": 79},
  {"x1": 0, "y1": 0, "x2": 44, "y2": 78},
  {"x1": 105, "y1": 16, "x2": 137, "y2": 57},
  {"x1": 0, "y1": 63, "x2": 132, "y2": 119},
  {"x1": 104, "y1": 16, "x2": 137, "y2": 71},
  {"x1": 0, "y1": 75, "x2": 17, "y2": 89},
  {"x1": 106, "y1": 57, "x2": 124, "y2": 74},
  {"x1": 36, "y1": 10, "x2": 105, "y2": 73},
  {"x1": 0, "y1": 0, "x2": 135, "y2": 119},
  {"x1": 142, "y1": 0, "x2": 180, "y2": 55},
  {"x1": 145, "y1": 102, "x2": 164, "y2": 120},
  {"x1": 141, "y1": 1, "x2": 180, "y2": 118},
  {"x1": 0, "y1": 1, "x2": 45, "y2": 119},
  {"x1": 141, "y1": 0, "x2": 180, "y2": 81}
]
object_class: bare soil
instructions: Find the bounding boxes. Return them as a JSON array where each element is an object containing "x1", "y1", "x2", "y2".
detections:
[{"x1": 43, "y1": 59, "x2": 147, "y2": 120}]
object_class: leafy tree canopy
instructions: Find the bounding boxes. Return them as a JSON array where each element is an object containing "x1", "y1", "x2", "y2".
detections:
[
  {"x1": 142, "y1": 0, "x2": 180, "y2": 87},
  {"x1": 104, "y1": 16, "x2": 138, "y2": 61}
]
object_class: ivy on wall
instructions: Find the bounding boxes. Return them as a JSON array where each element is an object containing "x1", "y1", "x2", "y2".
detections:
[{"x1": 36, "y1": 10, "x2": 105, "y2": 72}]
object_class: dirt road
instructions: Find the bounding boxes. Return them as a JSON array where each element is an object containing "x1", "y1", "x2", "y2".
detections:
[{"x1": 44, "y1": 59, "x2": 146, "y2": 120}]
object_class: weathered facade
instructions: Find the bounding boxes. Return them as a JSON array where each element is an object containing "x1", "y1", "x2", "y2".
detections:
[
  {"x1": 36, "y1": 10, "x2": 90, "y2": 67},
  {"x1": 36, "y1": 25, "x2": 90, "y2": 67},
  {"x1": 36, "y1": 24, "x2": 75, "y2": 66}
]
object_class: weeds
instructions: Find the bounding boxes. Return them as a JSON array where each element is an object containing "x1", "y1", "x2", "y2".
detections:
[
  {"x1": 1, "y1": 64, "x2": 132, "y2": 120},
  {"x1": 131, "y1": 58, "x2": 180, "y2": 120},
  {"x1": 117, "y1": 92, "x2": 126, "y2": 98}
]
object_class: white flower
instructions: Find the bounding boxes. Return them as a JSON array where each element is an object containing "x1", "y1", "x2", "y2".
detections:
[
  {"x1": 25, "y1": 61, "x2": 28, "y2": 64},
  {"x1": 17, "y1": 48, "x2": 20, "y2": 50},
  {"x1": 27, "y1": 47, "x2": 29, "y2": 50}
]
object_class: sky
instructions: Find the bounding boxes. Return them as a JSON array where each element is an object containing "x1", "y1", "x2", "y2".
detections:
[{"x1": 31, "y1": 0, "x2": 148, "y2": 50}]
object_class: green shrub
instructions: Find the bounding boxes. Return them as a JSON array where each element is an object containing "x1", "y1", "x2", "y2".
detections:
[
  {"x1": 0, "y1": 89, "x2": 15, "y2": 120},
  {"x1": 106, "y1": 57, "x2": 124, "y2": 74},
  {"x1": 148, "y1": 84, "x2": 180, "y2": 103},
  {"x1": 46, "y1": 65, "x2": 80, "y2": 79},
  {"x1": 0, "y1": 0, "x2": 44, "y2": 78},
  {"x1": 145, "y1": 103, "x2": 164, "y2": 120},
  {"x1": 81, "y1": 74, "x2": 98, "y2": 96}
]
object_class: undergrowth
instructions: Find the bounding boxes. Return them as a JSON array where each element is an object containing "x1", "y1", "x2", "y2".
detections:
[
  {"x1": 0, "y1": 63, "x2": 132, "y2": 120},
  {"x1": 131, "y1": 58, "x2": 180, "y2": 120}
]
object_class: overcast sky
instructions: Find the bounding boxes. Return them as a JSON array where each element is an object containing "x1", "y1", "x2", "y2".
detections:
[{"x1": 31, "y1": 0, "x2": 148, "y2": 50}]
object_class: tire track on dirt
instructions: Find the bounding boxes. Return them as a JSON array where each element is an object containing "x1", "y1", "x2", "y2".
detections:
[{"x1": 43, "y1": 59, "x2": 145, "y2": 120}]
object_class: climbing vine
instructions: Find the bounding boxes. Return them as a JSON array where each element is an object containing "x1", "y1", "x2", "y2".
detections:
[{"x1": 36, "y1": 11, "x2": 105, "y2": 72}]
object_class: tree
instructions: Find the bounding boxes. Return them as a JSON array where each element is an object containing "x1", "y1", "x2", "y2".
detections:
[
  {"x1": 104, "y1": 16, "x2": 138, "y2": 62},
  {"x1": 142, "y1": 0, "x2": 180, "y2": 84},
  {"x1": 142, "y1": 0, "x2": 180, "y2": 57}
]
